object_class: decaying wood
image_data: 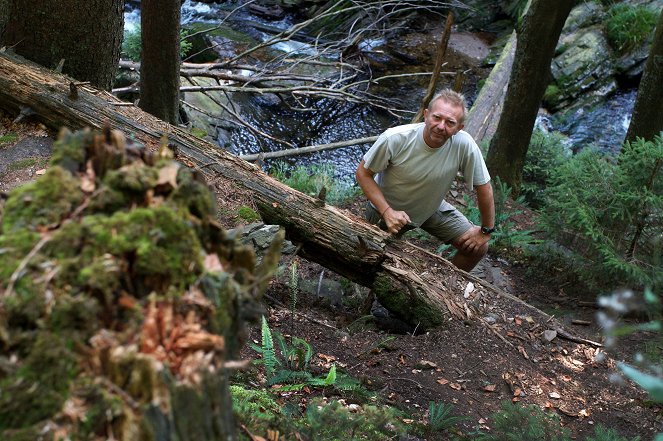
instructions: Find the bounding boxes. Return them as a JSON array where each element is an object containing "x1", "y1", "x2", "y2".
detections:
[{"x1": 464, "y1": 31, "x2": 516, "y2": 144}]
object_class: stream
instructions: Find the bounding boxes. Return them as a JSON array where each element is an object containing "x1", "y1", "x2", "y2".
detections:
[{"x1": 124, "y1": 1, "x2": 637, "y2": 180}]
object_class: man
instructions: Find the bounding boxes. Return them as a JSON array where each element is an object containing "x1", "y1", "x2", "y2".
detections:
[{"x1": 356, "y1": 89, "x2": 495, "y2": 272}]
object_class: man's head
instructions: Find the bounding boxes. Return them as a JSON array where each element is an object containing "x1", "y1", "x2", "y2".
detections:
[{"x1": 422, "y1": 89, "x2": 467, "y2": 148}]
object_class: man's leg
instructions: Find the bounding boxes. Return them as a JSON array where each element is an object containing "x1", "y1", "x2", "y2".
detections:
[
  {"x1": 450, "y1": 235, "x2": 488, "y2": 272},
  {"x1": 420, "y1": 202, "x2": 488, "y2": 272}
]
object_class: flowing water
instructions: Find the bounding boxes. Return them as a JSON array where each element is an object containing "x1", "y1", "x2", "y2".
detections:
[{"x1": 124, "y1": 1, "x2": 637, "y2": 180}]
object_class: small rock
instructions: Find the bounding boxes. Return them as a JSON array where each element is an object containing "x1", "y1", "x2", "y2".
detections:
[{"x1": 543, "y1": 330, "x2": 558, "y2": 342}]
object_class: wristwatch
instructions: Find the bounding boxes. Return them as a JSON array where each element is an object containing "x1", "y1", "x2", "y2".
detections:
[{"x1": 480, "y1": 226, "x2": 495, "y2": 235}]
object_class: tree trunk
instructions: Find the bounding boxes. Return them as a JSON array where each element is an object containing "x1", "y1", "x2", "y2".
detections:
[
  {"x1": 0, "y1": 51, "x2": 494, "y2": 329},
  {"x1": 0, "y1": 0, "x2": 123, "y2": 91},
  {"x1": 625, "y1": 8, "x2": 663, "y2": 144},
  {"x1": 139, "y1": 0, "x2": 182, "y2": 124},
  {"x1": 485, "y1": 0, "x2": 574, "y2": 193}
]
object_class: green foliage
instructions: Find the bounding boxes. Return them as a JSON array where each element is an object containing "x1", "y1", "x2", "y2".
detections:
[
  {"x1": 0, "y1": 132, "x2": 18, "y2": 147},
  {"x1": 289, "y1": 260, "x2": 299, "y2": 315},
  {"x1": 270, "y1": 161, "x2": 360, "y2": 205},
  {"x1": 585, "y1": 425, "x2": 640, "y2": 441},
  {"x1": 501, "y1": 0, "x2": 530, "y2": 21},
  {"x1": 252, "y1": 317, "x2": 343, "y2": 391},
  {"x1": 427, "y1": 401, "x2": 465, "y2": 435},
  {"x1": 121, "y1": 25, "x2": 193, "y2": 62},
  {"x1": 606, "y1": 4, "x2": 658, "y2": 54},
  {"x1": 538, "y1": 136, "x2": 663, "y2": 292},
  {"x1": 522, "y1": 129, "x2": 571, "y2": 208},
  {"x1": 6, "y1": 158, "x2": 38, "y2": 172},
  {"x1": 595, "y1": 288, "x2": 660, "y2": 439},
  {"x1": 462, "y1": 177, "x2": 539, "y2": 251},
  {"x1": 304, "y1": 398, "x2": 405, "y2": 441},
  {"x1": 476, "y1": 402, "x2": 571, "y2": 441},
  {"x1": 237, "y1": 205, "x2": 260, "y2": 222}
]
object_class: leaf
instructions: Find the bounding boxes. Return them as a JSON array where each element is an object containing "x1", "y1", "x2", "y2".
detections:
[
  {"x1": 549, "y1": 391, "x2": 561, "y2": 399},
  {"x1": 437, "y1": 378, "x2": 449, "y2": 385},
  {"x1": 449, "y1": 382, "x2": 462, "y2": 390},
  {"x1": 483, "y1": 384, "x2": 497, "y2": 392},
  {"x1": 415, "y1": 360, "x2": 438, "y2": 370},
  {"x1": 618, "y1": 362, "x2": 663, "y2": 402},
  {"x1": 318, "y1": 353, "x2": 336, "y2": 363}
]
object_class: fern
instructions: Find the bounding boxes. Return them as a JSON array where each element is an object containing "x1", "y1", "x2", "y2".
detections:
[
  {"x1": 258, "y1": 316, "x2": 278, "y2": 379},
  {"x1": 427, "y1": 401, "x2": 465, "y2": 434}
]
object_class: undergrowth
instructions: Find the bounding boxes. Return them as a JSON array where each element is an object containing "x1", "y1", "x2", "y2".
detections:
[
  {"x1": 270, "y1": 161, "x2": 360, "y2": 205},
  {"x1": 606, "y1": 3, "x2": 658, "y2": 54},
  {"x1": 122, "y1": 25, "x2": 193, "y2": 61},
  {"x1": 536, "y1": 136, "x2": 662, "y2": 293}
]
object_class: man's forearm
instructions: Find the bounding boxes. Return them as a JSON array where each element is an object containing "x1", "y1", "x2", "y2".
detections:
[
  {"x1": 475, "y1": 182, "x2": 495, "y2": 228},
  {"x1": 356, "y1": 160, "x2": 390, "y2": 216}
]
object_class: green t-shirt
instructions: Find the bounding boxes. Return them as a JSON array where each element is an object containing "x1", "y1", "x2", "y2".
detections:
[{"x1": 362, "y1": 123, "x2": 490, "y2": 225}]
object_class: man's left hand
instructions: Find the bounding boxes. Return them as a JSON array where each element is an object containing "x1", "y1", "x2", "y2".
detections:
[{"x1": 454, "y1": 226, "x2": 491, "y2": 255}]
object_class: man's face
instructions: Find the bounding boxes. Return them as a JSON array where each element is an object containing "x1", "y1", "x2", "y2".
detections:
[{"x1": 422, "y1": 99, "x2": 464, "y2": 148}]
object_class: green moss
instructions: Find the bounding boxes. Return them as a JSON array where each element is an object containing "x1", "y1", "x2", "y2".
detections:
[
  {"x1": 104, "y1": 161, "x2": 159, "y2": 196},
  {"x1": 50, "y1": 128, "x2": 92, "y2": 172},
  {"x1": 543, "y1": 84, "x2": 563, "y2": 109},
  {"x1": 6, "y1": 158, "x2": 37, "y2": 172},
  {"x1": 237, "y1": 205, "x2": 260, "y2": 222},
  {"x1": 169, "y1": 166, "x2": 216, "y2": 220},
  {"x1": 0, "y1": 230, "x2": 40, "y2": 282},
  {"x1": 0, "y1": 332, "x2": 78, "y2": 429},
  {"x1": 2, "y1": 166, "x2": 84, "y2": 233},
  {"x1": 190, "y1": 126, "x2": 209, "y2": 139},
  {"x1": 372, "y1": 273, "x2": 444, "y2": 329},
  {"x1": 0, "y1": 133, "x2": 19, "y2": 146},
  {"x1": 75, "y1": 207, "x2": 205, "y2": 295}
]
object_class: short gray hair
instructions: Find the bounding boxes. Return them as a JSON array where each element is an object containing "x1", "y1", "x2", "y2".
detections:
[{"x1": 427, "y1": 89, "x2": 468, "y2": 123}]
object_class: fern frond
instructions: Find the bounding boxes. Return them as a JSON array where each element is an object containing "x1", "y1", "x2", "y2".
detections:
[{"x1": 260, "y1": 316, "x2": 278, "y2": 379}]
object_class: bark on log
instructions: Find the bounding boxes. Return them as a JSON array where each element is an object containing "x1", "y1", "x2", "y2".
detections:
[
  {"x1": 0, "y1": 51, "x2": 485, "y2": 329},
  {"x1": 464, "y1": 31, "x2": 516, "y2": 145}
]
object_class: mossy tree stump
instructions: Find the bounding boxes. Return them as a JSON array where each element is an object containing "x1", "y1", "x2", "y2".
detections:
[{"x1": 0, "y1": 127, "x2": 283, "y2": 440}]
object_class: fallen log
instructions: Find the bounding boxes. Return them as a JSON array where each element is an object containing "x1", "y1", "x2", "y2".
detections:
[{"x1": 0, "y1": 51, "x2": 497, "y2": 329}]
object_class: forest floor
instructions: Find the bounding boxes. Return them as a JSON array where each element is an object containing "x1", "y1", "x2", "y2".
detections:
[{"x1": 1, "y1": 109, "x2": 660, "y2": 440}]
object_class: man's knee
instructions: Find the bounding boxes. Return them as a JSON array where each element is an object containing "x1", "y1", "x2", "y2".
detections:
[{"x1": 455, "y1": 241, "x2": 488, "y2": 259}]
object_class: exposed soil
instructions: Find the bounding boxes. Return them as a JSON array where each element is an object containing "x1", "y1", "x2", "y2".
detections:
[{"x1": 2, "y1": 108, "x2": 660, "y2": 440}]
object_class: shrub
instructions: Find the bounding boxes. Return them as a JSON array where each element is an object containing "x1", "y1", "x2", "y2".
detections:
[
  {"x1": 522, "y1": 129, "x2": 570, "y2": 208},
  {"x1": 270, "y1": 161, "x2": 360, "y2": 205},
  {"x1": 538, "y1": 136, "x2": 662, "y2": 292},
  {"x1": 462, "y1": 177, "x2": 539, "y2": 252},
  {"x1": 606, "y1": 4, "x2": 658, "y2": 54},
  {"x1": 476, "y1": 402, "x2": 571, "y2": 441},
  {"x1": 304, "y1": 398, "x2": 406, "y2": 441},
  {"x1": 121, "y1": 25, "x2": 193, "y2": 62}
]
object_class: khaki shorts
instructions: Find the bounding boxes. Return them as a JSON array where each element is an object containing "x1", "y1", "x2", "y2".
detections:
[{"x1": 365, "y1": 201, "x2": 473, "y2": 243}]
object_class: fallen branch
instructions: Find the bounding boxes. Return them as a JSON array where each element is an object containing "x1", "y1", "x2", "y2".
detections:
[{"x1": 240, "y1": 136, "x2": 378, "y2": 161}]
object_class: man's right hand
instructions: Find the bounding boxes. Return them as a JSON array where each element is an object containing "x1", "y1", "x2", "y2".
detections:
[{"x1": 382, "y1": 207, "x2": 411, "y2": 234}]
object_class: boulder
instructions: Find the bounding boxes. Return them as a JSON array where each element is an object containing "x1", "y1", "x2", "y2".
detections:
[{"x1": 546, "y1": 25, "x2": 616, "y2": 110}]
